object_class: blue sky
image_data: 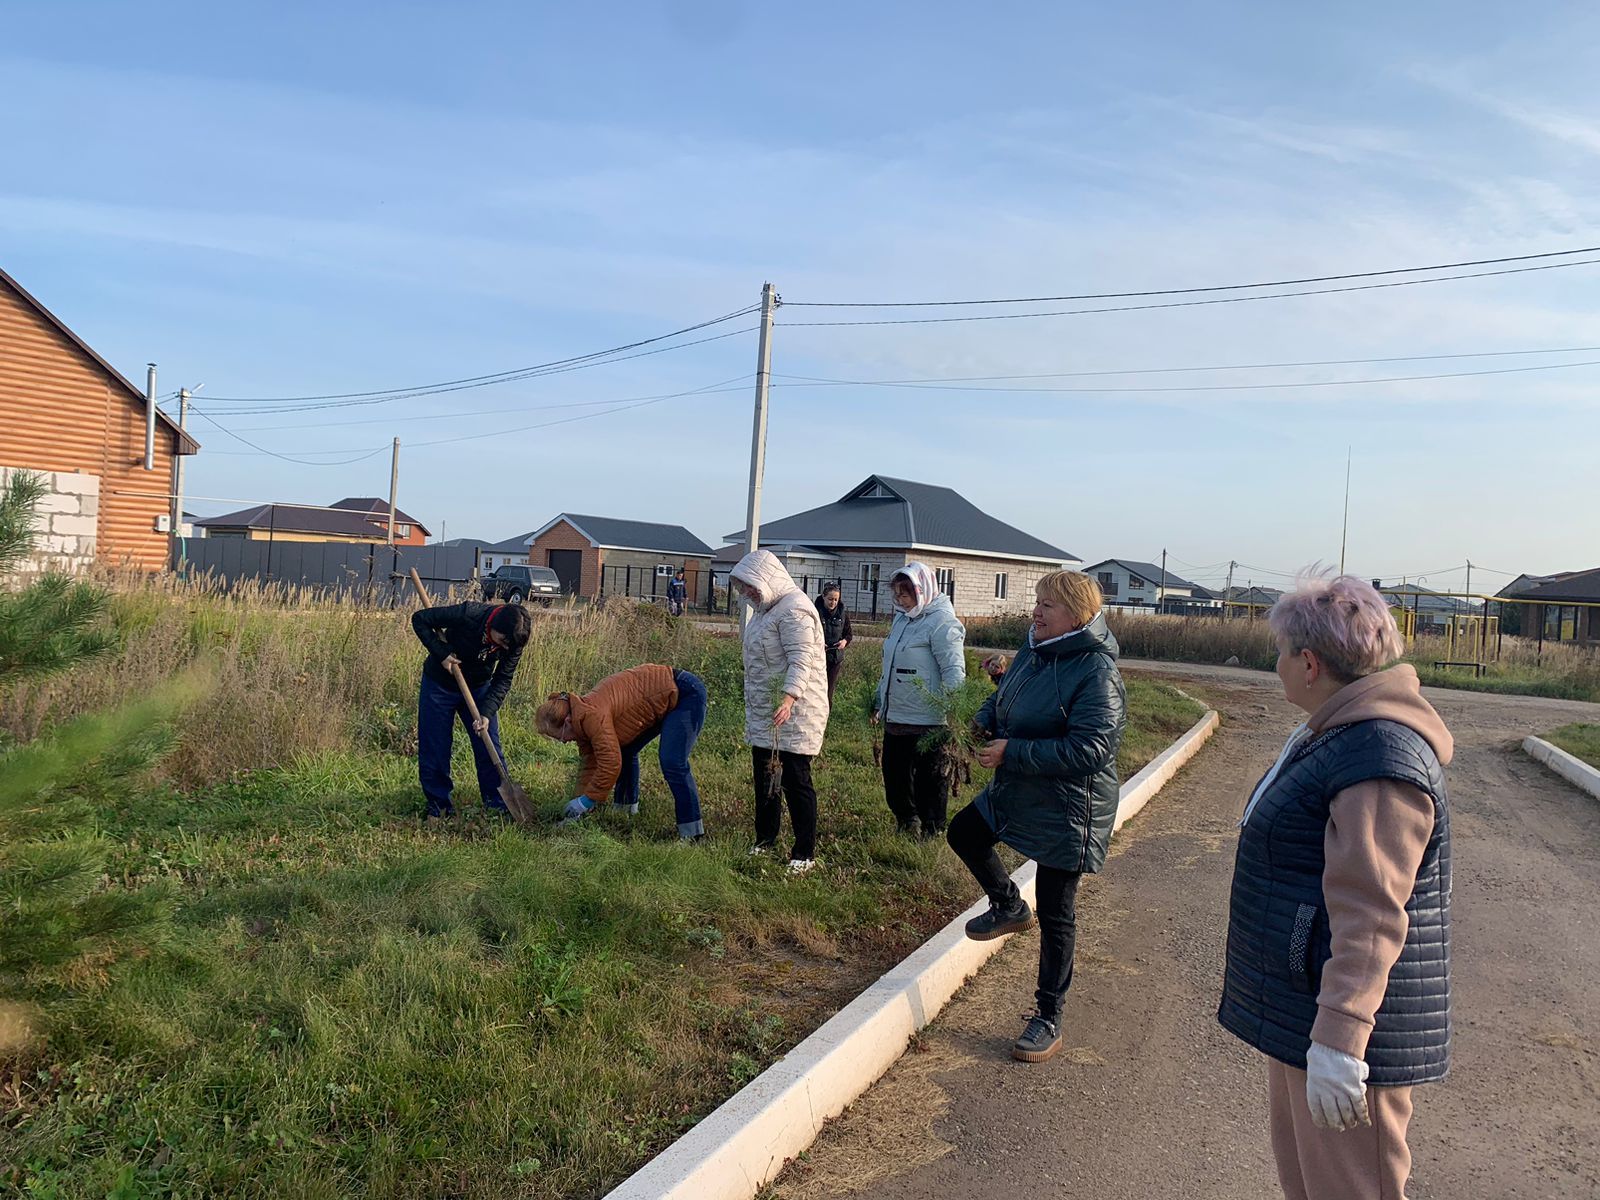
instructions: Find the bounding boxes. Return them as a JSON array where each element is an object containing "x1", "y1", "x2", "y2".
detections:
[{"x1": 4, "y1": 1, "x2": 1598, "y2": 594}]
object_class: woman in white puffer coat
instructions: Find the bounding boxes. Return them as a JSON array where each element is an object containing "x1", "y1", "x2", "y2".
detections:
[{"x1": 730, "y1": 549, "x2": 830, "y2": 874}]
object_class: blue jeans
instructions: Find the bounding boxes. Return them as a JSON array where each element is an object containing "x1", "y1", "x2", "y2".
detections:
[
  {"x1": 614, "y1": 669, "x2": 707, "y2": 837},
  {"x1": 418, "y1": 674, "x2": 506, "y2": 817}
]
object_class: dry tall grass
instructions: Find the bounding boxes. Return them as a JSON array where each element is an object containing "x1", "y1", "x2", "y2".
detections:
[
  {"x1": 963, "y1": 609, "x2": 1600, "y2": 701},
  {"x1": 0, "y1": 576, "x2": 708, "y2": 785}
]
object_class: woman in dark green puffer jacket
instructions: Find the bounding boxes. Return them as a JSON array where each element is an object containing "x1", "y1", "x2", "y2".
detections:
[{"x1": 950, "y1": 569, "x2": 1127, "y2": 1063}]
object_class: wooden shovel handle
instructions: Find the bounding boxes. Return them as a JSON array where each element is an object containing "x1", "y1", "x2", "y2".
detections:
[{"x1": 408, "y1": 567, "x2": 509, "y2": 784}]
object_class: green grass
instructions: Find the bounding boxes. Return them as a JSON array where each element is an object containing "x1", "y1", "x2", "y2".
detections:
[
  {"x1": 2, "y1": 594, "x2": 1202, "y2": 1199},
  {"x1": 1543, "y1": 724, "x2": 1600, "y2": 769}
]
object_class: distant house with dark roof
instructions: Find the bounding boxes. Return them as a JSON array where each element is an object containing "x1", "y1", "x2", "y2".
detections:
[
  {"x1": 195, "y1": 497, "x2": 430, "y2": 545},
  {"x1": 1082, "y1": 559, "x2": 1211, "y2": 611},
  {"x1": 1219, "y1": 585, "x2": 1285, "y2": 615},
  {"x1": 723, "y1": 475, "x2": 1079, "y2": 617},
  {"x1": 471, "y1": 531, "x2": 537, "y2": 574},
  {"x1": 1500, "y1": 567, "x2": 1600, "y2": 646},
  {"x1": 527, "y1": 513, "x2": 714, "y2": 600},
  {"x1": 1378, "y1": 583, "x2": 1467, "y2": 634}
]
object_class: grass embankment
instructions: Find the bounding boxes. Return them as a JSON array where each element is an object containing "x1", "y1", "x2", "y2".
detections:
[
  {"x1": 1543, "y1": 724, "x2": 1600, "y2": 769},
  {"x1": 1, "y1": 582, "x2": 1202, "y2": 1199},
  {"x1": 954, "y1": 612, "x2": 1600, "y2": 704}
]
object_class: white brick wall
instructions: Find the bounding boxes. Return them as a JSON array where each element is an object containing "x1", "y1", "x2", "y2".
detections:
[
  {"x1": 803, "y1": 547, "x2": 1071, "y2": 620},
  {"x1": 1, "y1": 465, "x2": 100, "y2": 574}
]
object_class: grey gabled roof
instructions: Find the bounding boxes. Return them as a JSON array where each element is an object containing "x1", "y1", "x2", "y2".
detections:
[
  {"x1": 488, "y1": 530, "x2": 538, "y2": 553},
  {"x1": 1518, "y1": 566, "x2": 1600, "y2": 603},
  {"x1": 439, "y1": 537, "x2": 493, "y2": 550},
  {"x1": 1083, "y1": 559, "x2": 1202, "y2": 591},
  {"x1": 532, "y1": 514, "x2": 713, "y2": 557},
  {"x1": 724, "y1": 475, "x2": 1074, "y2": 562},
  {"x1": 195, "y1": 502, "x2": 421, "y2": 539}
]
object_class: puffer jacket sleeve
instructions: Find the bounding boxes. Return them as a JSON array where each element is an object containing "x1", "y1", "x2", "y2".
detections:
[
  {"x1": 931, "y1": 611, "x2": 967, "y2": 693},
  {"x1": 973, "y1": 677, "x2": 1000, "y2": 737},
  {"x1": 873, "y1": 623, "x2": 897, "y2": 714},
  {"x1": 777, "y1": 599, "x2": 826, "y2": 698},
  {"x1": 575, "y1": 707, "x2": 622, "y2": 800},
  {"x1": 1004, "y1": 657, "x2": 1126, "y2": 778}
]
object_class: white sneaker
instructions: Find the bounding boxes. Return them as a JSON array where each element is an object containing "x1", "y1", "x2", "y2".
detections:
[
  {"x1": 787, "y1": 858, "x2": 817, "y2": 876},
  {"x1": 747, "y1": 844, "x2": 772, "y2": 857}
]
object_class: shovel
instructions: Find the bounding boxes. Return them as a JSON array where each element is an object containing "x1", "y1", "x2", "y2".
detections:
[{"x1": 409, "y1": 568, "x2": 535, "y2": 825}]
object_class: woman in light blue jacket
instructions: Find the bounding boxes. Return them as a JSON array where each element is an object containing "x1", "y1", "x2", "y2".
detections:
[{"x1": 871, "y1": 561, "x2": 967, "y2": 837}]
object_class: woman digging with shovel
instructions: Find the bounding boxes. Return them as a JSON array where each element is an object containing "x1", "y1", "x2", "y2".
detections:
[{"x1": 411, "y1": 596, "x2": 532, "y2": 823}]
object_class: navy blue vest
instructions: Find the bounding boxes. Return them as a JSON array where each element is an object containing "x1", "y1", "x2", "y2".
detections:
[{"x1": 1218, "y1": 719, "x2": 1451, "y2": 1087}]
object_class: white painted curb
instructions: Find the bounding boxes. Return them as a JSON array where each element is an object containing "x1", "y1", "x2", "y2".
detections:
[
  {"x1": 1522, "y1": 736, "x2": 1600, "y2": 801},
  {"x1": 603, "y1": 708, "x2": 1221, "y2": 1200}
]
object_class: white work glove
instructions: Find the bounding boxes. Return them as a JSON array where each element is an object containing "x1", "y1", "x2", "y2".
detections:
[{"x1": 1305, "y1": 1041, "x2": 1370, "y2": 1132}]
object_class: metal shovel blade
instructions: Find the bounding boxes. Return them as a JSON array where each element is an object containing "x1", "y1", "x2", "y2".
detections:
[{"x1": 498, "y1": 780, "x2": 535, "y2": 826}]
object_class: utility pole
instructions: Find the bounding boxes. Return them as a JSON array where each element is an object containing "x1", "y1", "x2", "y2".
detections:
[
  {"x1": 741, "y1": 282, "x2": 779, "y2": 628},
  {"x1": 1223, "y1": 559, "x2": 1235, "y2": 621},
  {"x1": 144, "y1": 363, "x2": 157, "y2": 471},
  {"x1": 386, "y1": 438, "x2": 401, "y2": 545},
  {"x1": 169, "y1": 387, "x2": 191, "y2": 563},
  {"x1": 1158, "y1": 548, "x2": 1168, "y2": 613},
  {"x1": 1339, "y1": 446, "x2": 1351, "y2": 574}
]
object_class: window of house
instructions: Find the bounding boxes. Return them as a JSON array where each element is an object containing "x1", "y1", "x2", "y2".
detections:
[
  {"x1": 656, "y1": 564, "x2": 673, "y2": 577},
  {"x1": 1097, "y1": 571, "x2": 1117, "y2": 596},
  {"x1": 1129, "y1": 575, "x2": 1145, "y2": 588},
  {"x1": 936, "y1": 567, "x2": 954, "y2": 595},
  {"x1": 859, "y1": 563, "x2": 880, "y2": 593},
  {"x1": 395, "y1": 524, "x2": 411, "y2": 539},
  {"x1": 994, "y1": 573, "x2": 1008, "y2": 599}
]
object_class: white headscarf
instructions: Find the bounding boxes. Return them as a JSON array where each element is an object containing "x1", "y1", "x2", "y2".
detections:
[{"x1": 891, "y1": 561, "x2": 940, "y2": 620}]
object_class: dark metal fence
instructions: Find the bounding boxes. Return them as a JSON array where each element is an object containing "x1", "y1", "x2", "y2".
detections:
[{"x1": 172, "y1": 537, "x2": 479, "y2": 604}]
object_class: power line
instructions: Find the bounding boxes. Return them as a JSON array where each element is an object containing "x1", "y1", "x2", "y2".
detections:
[
  {"x1": 188, "y1": 408, "x2": 391, "y2": 467},
  {"x1": 197, "y1": 325, "x2": 759, "y2": 417},
  {"x1": 778, "y1": 258, "x2": 1600, "y2": 328},
  {"x1": 200, "y1": 306, "x2": 758, "y2": 404},
  {"x1": 194, "y1": 375, "x2": 751, "y2": 461},
  {"x1": 785, "y1": 245, "x2": 1600, "y2": 307},
  {"x1": 775, "y1": 344, "x2": 1600, "y2": 385},
  {"x1": 772, "y1": 356, "x2": 1600, "y2": 396},
  {"x1": 227, "y1": 383, "x2": 752, "y2": 432}
]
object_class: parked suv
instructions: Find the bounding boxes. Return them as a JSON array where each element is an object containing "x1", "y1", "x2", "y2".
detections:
[{"x1": 481, "y1": 564, "x2": 562, "y2": 606}]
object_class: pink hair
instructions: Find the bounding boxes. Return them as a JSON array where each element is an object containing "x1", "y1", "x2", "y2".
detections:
[{"x1": 1268, "y1": 571, "x2": 1405, "y2": 681}]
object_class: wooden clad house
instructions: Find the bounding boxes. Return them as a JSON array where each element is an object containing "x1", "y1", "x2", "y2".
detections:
[{"x1": 0, "y1": 267, "x2": 198, "y2": 571}]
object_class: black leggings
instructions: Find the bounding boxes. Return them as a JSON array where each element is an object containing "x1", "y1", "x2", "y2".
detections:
[
  {"x1": 947, "y1": 801, "x2": 1082, "y2": 1020},
  {"x1": 752, "y1": 746, "x2": 817, "y2": 860}
]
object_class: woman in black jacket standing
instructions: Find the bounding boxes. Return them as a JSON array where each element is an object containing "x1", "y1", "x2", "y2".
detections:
[
  {"x1": 951, "y1": 569, "x2": 1126, "y2": 1063},
  {"x1": 814, "y1": 582, "x2": 853, "y2": 706}
]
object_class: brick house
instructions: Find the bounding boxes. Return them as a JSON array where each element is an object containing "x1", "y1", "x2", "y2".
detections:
[
  {"x1": 526, "y1": 514, "x2": 714, "y2": 600},
  {"x1": 1500, "y1": 568, "x2": 1600, "y2": 646},
  {"x1": 194, "y1": 497, "x2": 430, "y2": 544},
  {"x1": 723, "y1": 475, "x2": 1080, "y2": 619},
  {"x1": 0, "y1": 266, "x2": 199, "y2": 572}
]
